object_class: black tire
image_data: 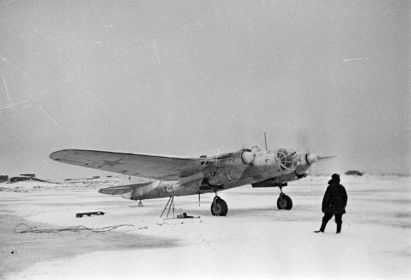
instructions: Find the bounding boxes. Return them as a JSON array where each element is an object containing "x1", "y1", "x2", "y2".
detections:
[
  {"x1": 211, "y1": 197, "x2": 228, "y2": 216},
  {"x1": 277, "y1": 194, "x2": 293, "y2": 210}
]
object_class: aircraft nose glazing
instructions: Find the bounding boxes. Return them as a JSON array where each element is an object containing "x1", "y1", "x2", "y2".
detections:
[{"x1": 276, "y1": 149, "x2": 295, "y2": 170}]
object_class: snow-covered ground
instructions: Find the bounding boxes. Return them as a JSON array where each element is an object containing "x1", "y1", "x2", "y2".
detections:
[{"x1": 1, "y1": 175, "x2": 410, "y2": 279}]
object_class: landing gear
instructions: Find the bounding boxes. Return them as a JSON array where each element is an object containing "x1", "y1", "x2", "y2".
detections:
[
  {"x1": 277, "y1": 187, "x2": 293, "y2": 210},
  {"x1": 138, "y1": 200, "x2": 144, "y2": 207},
  {"x1": 277, "y1": 193, "x2": 293, "y2": 210},
  {"x1": 211, "y1": 196, "x2": 228, "y2": 216}
]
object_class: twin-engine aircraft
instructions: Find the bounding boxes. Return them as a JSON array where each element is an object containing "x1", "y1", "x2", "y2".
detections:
[{"x1": 50, "y1": 147, "x2": 334, "y2": 216}]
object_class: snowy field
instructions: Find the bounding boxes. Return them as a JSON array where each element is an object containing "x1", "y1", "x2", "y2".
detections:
[{"x1": 1, "y1": 175, "x2": 410, "y2": 279}]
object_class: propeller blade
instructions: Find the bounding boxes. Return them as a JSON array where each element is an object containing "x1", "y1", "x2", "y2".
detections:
[
  {"x1": 306, "y1": 153, "x2": 337, "y2": 165},
  {"x1": 317, "y1": 155, "x2": 337, "y2": 160}
]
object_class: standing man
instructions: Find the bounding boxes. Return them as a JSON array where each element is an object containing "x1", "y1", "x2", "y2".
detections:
[{"x1": 315, "y1": 173, "x2": 348, "y2": 234}]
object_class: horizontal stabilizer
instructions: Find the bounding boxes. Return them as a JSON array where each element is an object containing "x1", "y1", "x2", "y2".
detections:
[{"x1": 99, "y1": 182, "x2": 152, "y2": 195}]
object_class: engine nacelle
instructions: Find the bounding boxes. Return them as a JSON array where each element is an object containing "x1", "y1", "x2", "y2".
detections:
[
  {"x1": 241, "y1": 149, "x2": 255, "y2": 164},
  {"x1": 203, "y1": 149, "x2": 254, "y2": 186},
  {"x1": 295, "y1": 153, "x2": 319, "y2": 176}
]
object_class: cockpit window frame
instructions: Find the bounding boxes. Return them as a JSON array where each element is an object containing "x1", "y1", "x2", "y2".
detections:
[{"x1": 277, "y1": 149, "x2": 294, "y2": 170}]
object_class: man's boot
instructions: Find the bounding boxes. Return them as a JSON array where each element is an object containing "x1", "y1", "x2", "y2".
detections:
[
  {"x1": 336, "y1": 223, "x2": 342, "y2": 234},
  {"x1": 315, "y1": 222, "x2": 327, "y2": 233}
]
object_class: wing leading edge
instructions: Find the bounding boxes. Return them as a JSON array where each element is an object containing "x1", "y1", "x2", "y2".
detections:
[{"x1": 49, "y1": 149, "x2": 205, "y2": 180}]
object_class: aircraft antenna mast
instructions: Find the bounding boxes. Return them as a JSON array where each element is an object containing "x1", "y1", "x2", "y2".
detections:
[{"x1": 264, "y1": 132, "x2": 268, "y2": 150}]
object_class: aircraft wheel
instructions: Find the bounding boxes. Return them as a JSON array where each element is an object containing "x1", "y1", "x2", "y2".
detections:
[
  {"x1": 211, "y1": 197, "x2": 228, "y2": 216},
  {"x1": 277, "y1": 193, "x2": 293, "y2": 210}
]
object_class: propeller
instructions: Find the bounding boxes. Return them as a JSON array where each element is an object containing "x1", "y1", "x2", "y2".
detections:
[
  {"x1": 296, "y1": 128, "x2": 310, "y2": 152},
  {"x1": 294, "y1": 152, "x2": 336, "y2": 177},
  {"x1": 294, "y1": 128, "x2": 337, "y2": 175}
]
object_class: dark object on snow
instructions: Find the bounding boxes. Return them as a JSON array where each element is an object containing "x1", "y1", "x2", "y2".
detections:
[
  {"x1": 76, "y1": 211, "x2": 105, "y2": 218},
  {"x1": 20, "y1": 173, "x2": 35, "y2": 178},
  {"x1": 176, "y1": 212, "x2": 200, "y2": 219},
  {"x1": 345, "y1": 170, "x2": 363, "y2": 176},
  {"x1": 9, "y1": 176, "x2": 31, "y2": 183},
  {"x1": 8, "y1": 176, "x2": 50, "y2": 183},
  {"x1": 316, "y1": 173, "x2": 348, "y2": 234},
  {"x1": 0, "y1": 175, "x2": 8, "y2": 183}
]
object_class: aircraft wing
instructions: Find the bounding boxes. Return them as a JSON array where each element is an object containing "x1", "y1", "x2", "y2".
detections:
[{"x1": 50, "y1": 149, "x2": 205, "y2": 180}]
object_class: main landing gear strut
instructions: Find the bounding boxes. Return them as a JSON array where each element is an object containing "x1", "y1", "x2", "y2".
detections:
[
  {"x1": 277, "y1": 185, "x2": 293, "y2": 210},
  {"x1": 211, "y1": 195, "x2": 228, "y2": 216}
]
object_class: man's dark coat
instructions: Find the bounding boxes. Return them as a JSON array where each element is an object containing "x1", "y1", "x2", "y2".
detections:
[{"x1": 322, "y1": 180, "x2": 348, "y2": 214}]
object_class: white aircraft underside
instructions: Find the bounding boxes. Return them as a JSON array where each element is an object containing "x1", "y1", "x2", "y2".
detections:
[{"x1": 50, "y1": 146, "x2": 334, "y2": 216}]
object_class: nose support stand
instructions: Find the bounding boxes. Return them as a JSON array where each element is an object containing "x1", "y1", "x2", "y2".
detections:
[{"x1": 160, "y1": 196, "x2": 175, "y2": 218}]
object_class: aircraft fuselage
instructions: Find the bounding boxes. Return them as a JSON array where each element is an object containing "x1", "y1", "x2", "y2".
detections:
[{"x1": 125, "y1": 147, "x2": 313, "y2": 201}]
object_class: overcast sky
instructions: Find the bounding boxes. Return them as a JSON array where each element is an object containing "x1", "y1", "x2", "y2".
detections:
[{"x1": 0, "y1": 0, "x2": 409, "y2": 179}]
